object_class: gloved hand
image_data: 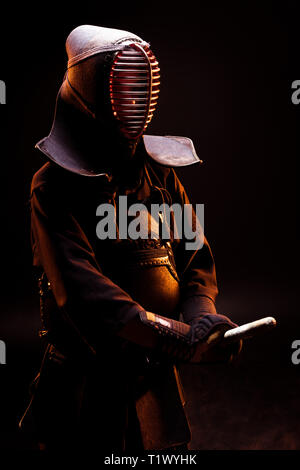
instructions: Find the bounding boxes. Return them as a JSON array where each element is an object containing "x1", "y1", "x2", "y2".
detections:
[
  {"x1": 188, "y1": 314, "x2": 243, "y2": 363},
  {"x1": 119, "y1": 310, "x2": 242, "y2": 364}
]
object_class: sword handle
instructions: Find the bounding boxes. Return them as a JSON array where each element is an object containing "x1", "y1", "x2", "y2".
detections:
[
  {"x1": 222, "y1": 316, "x2": 277, "y2": 344},
  {"x1": 190, "y1": 316, "x2": 277, "y2": 363}
]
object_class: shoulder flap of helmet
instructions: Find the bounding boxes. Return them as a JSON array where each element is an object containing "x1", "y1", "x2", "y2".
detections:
[{"x1": 143, "y1": 135, "x2": 202, "y2": 167}]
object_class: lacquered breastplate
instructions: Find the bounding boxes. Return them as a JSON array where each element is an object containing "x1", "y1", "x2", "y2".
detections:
[{"x1": 102, "y1": 238, "x2": 180, "y2": 318}]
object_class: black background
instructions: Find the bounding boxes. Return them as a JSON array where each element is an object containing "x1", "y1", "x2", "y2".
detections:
[{"x1": 0, "y1": 1, "x2": 299, "y2": 451}]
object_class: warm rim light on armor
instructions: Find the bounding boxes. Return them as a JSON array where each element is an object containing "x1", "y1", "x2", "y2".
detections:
[{"x1": 109, "y1": 43, "x2": 160, "y2": 139}]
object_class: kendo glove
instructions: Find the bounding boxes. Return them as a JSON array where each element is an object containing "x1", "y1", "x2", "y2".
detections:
[{"x1": 186, "y1": 313, "x2": 243, "y2": 364}]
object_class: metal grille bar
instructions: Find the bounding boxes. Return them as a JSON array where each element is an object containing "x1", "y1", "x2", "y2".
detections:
[{"x1": 109, "y1": 43, "x2": 160, "y2": 139}]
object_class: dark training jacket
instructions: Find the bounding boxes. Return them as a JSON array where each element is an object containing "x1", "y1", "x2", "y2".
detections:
[{"x1": 29, "y1": 153, "x2": 219, "y2": 451}]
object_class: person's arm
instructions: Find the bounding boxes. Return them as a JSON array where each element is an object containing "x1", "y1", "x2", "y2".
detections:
[
  {"x1": 164, "y1": 168, "x2": 218, "y2": 317},
  {"x1": 31, "y1": 177, "x2": 196, "y2": 358},
  {"x1": 166, "y1": 169, "x2": 242, "y2": 361},
  {"x1": 31, "y1": 180, "x2": 149, "y2": 351}
]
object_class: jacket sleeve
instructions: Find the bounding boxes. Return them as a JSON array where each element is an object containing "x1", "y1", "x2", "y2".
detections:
[
  {"x1": 166, "y1": 169, "x2": 219, "y2": 322},
  {"x1": 30, "y1": 181, "x2": 145, "y2": 348}
]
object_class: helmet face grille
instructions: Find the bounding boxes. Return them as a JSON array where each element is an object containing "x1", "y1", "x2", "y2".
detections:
[{"x1": 109, "y1": 43, "x2": 160, "y2": 140}]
